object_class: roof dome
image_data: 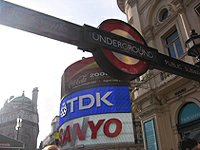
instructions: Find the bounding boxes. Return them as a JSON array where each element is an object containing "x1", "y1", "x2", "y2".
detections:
[{"x1": 10, "y1": 91, "x2": 31, "y2": 103}]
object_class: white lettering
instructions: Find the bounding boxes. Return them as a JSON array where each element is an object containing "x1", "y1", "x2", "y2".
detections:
[
  {"x1": 91, "y1": 32, "x2": 154, "y2": 59},
  {"x1": 67, "y1": 97, "x2": 78, "y2": 113},
  {"x1": 96, "y1": 92, "x2": 113, "y2": 107},
  {"x1": 92, "y1": 33, "x2": 99, "y2": 41},
  {"x1": 79, "y1": 94, "x2": 95, "y2": 110},
  {"x1": 62, "y1": 91, "x2": 114, "y2": 114}
]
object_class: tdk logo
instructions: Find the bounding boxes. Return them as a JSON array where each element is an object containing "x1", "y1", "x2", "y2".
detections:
[
  {"x1": 60, "y1": 103, "x2": 67, "y2": 118},
  {"x1": 60, "y1": 91, "x2": 113, "y2": 118}
]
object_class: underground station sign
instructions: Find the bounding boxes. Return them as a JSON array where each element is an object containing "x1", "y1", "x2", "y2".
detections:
[
  {"x1": 89, "y1": 19, "x2": 153, "y2": 80},
  {"x1": 82, "y1": 22, "x2": 200, "y2": 81},
  {"x1": 0, "y1": 1, "x2": 200, "y2": 82}
]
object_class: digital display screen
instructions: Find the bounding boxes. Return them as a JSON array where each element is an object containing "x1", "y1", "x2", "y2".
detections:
[{"x1": 59, "y1": 86, "x2": 131, "y2": 126}]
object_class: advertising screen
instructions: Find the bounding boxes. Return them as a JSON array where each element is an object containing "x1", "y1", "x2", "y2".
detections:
[
  {"x1": 60, "y1": 86, "x2": 131, "y2": 126},
  {"x1": 61, "y1": 57, "x2": 128, "y2": 98},
  {"x1": 59, "y1": 57, "x2": 134, "y2": 149},
  {"x1": 59, "y1": 113, "x2": 134, "y2": 149}
]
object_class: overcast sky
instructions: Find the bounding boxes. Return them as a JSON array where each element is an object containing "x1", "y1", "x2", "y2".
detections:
[{"x1": 0, "y1": 0, "x2": 126, "y2": 147}]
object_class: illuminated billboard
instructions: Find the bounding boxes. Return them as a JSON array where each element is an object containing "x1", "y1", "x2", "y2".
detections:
[
  {"x1": 60, "y1": 86, "x2": 131, "y2": 125},
  {"x1": 59, "y1": 113, "x2": 134, "y2": 149},
  {"x1": 61, "y1": 57, "x2": 128, "y2": 98},
  {"x1": 59, "y1": 57, "x2": 134, "y2": 149}
]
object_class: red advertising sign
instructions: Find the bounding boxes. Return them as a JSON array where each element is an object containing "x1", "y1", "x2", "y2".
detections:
[
  {"x1": 93, "y1": 19, "x2": 149, "y2": 80},
  {"x1": 61, "y1": 57, "x2": 128, "y2": 98},
  {"x1": 59, "y1": 117, "x2": 122, "y2": 145},
  {"x1": 59, "y1": 113, "x2": 134, "y2": 149}
]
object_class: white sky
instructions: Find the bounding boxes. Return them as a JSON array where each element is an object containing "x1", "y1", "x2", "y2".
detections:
[{"x1": 0, "y1": 0, "x2": 126, "y2": 147}]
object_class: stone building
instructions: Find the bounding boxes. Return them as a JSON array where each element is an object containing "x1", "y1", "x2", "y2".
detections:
[
  {"x1": 0, "y1": 87, "x2": 39, "y2": 150},
  {"x1": 117, "y1": 0, "x2": 200, "y2": 149},
  {"x1": 40, "y1": 116, "x2": 59, "y2": 149}
]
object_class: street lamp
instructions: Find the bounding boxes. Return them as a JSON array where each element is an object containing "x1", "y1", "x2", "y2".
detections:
[
  {"x1": 185, "y1": 29, "x2": 200, "y2": 66},
  {"x1": 15, "y1": 116, "x2": 22, "y2": 140}
]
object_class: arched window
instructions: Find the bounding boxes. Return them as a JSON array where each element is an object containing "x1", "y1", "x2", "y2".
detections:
[
  {"x1": 178, "y1": 102, "x2": 200, "y2": 125},
  {"x1": 159, "y1": 8, "x2": 169, "y2": 22},
  {"x1": 164, "y1": 28, "x2": 184, "y2": 58}
]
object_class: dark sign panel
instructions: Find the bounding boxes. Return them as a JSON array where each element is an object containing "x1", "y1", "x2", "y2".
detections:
[
  {"x1": 83, "y1": 20, "x2": 158, "y2": 80},
  {"x1": 83, "y1": 24, "x2": 200, "y2": 81},
  {"x1": 157, "y1": 54, "x2": 200, "y2": 82},
  {"x1": 0, "y1": 1, "x2": 83, "y2": 46},
  {"x1": 83, "y1": 24, "x2": 158, "y2": 63}
]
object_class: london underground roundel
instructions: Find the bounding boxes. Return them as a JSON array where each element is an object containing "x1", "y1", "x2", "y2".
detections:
[{"x1": 93, "y1": 19, "x2": 149, "y2": 80}]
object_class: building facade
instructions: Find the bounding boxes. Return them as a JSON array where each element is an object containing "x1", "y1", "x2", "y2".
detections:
[
  {"x1": 0, "y1": 87, "x2": 39, "y2": 150},
  {"x1": 40, "y1": 116, "x2": 59, "y2": 149},
  {"x1": 117, "y1": 0, "x2": 200, "y2": 149}
]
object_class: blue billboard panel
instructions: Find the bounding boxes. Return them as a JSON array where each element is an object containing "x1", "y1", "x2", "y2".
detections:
[{"x1": 59, "y1": 86, "x2": 131, "y2": 126}]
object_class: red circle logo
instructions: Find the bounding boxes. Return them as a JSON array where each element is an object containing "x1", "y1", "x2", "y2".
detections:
[{"x1": 93, "y1": 19, "x2": 149, "y2": 80}]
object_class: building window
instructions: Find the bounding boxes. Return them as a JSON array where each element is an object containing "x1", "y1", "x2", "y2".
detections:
[
  {"x1": 194, "y1": 3, "x2": 200, "y2": 16},
  {"x1": 143, "y1": 118, "x2": 158, "y2": 150},
  {"x1": 159, "y1": 8, "x2": 169, "y2": 22},
  {"x1": 165, "y1": 30, "x2": 184, "y2": 58},
  {"x1": 178, "y1": 102, "x2": 200, "y2": 125}
]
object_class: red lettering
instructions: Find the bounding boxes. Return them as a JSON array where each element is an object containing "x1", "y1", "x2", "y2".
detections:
[
  {"x1": 59, "y1": 128, "x2": 64, "y2": 145},
  {"x1": 59, "y1": 117, "x2": 123, "y2": 145},
  {"x1": 59, "y1": 125, "x2": 71, "y2": 145},
  {"x1": 65, "y1": 126, "x2": 71, "y2": 143},
  {"x1": 88, "y1": 119, "x2": 105, "y2": 139},
  {"x1": 73, "y1": 123, "x2": 85, "y2": 140},
  {"x1": 104, "y1": 118, "x2": 122, "y2": 137}
]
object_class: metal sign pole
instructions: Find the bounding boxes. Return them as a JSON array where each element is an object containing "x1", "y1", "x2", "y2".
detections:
[
  {"x1": 0, "y1": 1, "x2": 200, "y2": 81},
  {"x1": 82, "y1": 25, "x2": 200, "y2": 81},
  {"x1": 0, "y1": 0, "x2": 83, "y2": 46}
]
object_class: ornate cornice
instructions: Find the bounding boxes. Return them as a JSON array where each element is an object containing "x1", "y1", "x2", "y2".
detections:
[
  {"x1": 168, "y1": 0, "x2": 184, "y2": 12},
  {"x1": 142, "y1": 25, "x2": 154, "y2": 42},
  {"x1": 127, "y1": 0, "x2": 137, "y2": 7},
  {"x1": 117, "y1": 0, "x2": 138, "y2": 13}
]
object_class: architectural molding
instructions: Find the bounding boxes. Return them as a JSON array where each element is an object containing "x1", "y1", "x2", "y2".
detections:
[
  {"x1": 153, "y1": 4, "x2": 177, "y2": 28},
  {"x1": 169, "y1": 0, "x2": 183, "y2": 6},
  {"x1": 185, "y1": 0, "x2": 197, "y2": 7},
  {"x1": 142, "y1": 25, "x2": 154, "y2": 42},
  {"x1": 127, "y1": 0, "x2": 137, "y2": 7},
  {"x1": 138, "y1": 0, "x2": 154, "y2": 14},
  {"x1": 117, "y1": 0, "x2": 126, "y2": 13},
  {"x1": 153, "y1": 12, "x2": 178, "y2": 35}
]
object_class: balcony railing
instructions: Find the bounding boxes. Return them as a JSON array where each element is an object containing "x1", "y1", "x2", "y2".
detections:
[
  {"x1": 131, "y1": 71, "x2": 176, "y2": 99},
  {"x1": 131, "y1": 53, "x2": 192, "y2": 98}
]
